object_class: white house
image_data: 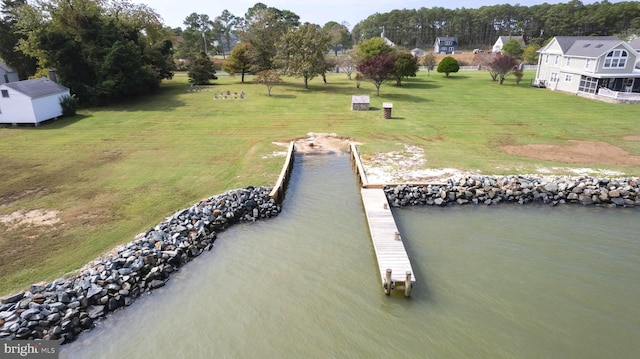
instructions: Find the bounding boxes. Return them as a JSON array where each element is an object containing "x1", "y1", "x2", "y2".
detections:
[
  {"x1": 0, "y1": 77, "x2": 71, "y2": 126},
  {"x1": 0, "y1": 63, "x2": 19, "y2": 84},
  {"x1": 534, "y1": 36, "x2": 640, "y2": 102},
  {"x1": 493, "y1": 35, "x2": 525, "y2": 53}
]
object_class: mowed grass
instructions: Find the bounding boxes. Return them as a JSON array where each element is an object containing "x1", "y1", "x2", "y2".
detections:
[{"x1": 1, "y1": 70, "x2": 639, "y2": 296}]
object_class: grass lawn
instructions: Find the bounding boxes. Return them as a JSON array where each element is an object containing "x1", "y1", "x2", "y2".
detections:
[{"x1": 0, "y1": 69, "x2": 639, "y2": 296}]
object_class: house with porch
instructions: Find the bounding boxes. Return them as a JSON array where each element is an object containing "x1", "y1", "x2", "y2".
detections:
[
  {"x1": 434, "y1": 37, "x2": 458, "y2": 54},
  {"x1": 534, "y1": 36, "x2": 640, "y2": 102}
]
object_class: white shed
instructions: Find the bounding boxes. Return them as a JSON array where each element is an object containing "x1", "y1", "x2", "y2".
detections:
[{"x1": 0, "y1": 77, "x2": 70, "y2": 126}]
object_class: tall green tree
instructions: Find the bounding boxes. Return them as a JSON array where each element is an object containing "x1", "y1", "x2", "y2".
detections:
[
  {"x1": 323, "y1": 21, "x2": 352, "y2": 56},
  {"x1": 0, "y1": 0, "x2": 37, "y2": 79},
  {"x1": 213, "y1": 10, "x2": 239, "y2": 58},
  {"x1": 176, "y1": 13, "x2": 214, "y2": 60},
  {"x1": 16, "y1": 0, "x2": 173, "y2": 105},
  {"x1": 222, "y1": 42, "x2": 252, "y2": 83},
  {"x1": 278, "y1": 23, "x2": 330, "y2": 89},
  {"x1": 356, "y1": 37, "x2": 394, "y2": 61},
  {"x1": 522, "y1": 44, "x2": 541, "y2": 65},
  {"x1": 188, "y1": 51, "x2": 217, "y2": 85},
  {"x1": 391, "y1": 52, "x2": 419, "y2": 86},
  {"x1": 238, "y1": 3, "x2": 299, "y2": 72}
]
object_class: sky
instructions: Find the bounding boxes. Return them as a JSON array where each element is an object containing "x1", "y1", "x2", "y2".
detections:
[{"x1": 140, "y1": 0, "x2": 624, "y2": 30}]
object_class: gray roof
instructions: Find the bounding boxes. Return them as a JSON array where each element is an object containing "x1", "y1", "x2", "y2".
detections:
[
  {"x1": 436, "y1": 37, "x2": 457, "y2": 42},
  {"x1": 2, "y1": 77, "x2": 69, "y2": 99},
  {"x1": 498, "y1": 36, "x2": 525, "y2": 46},
  {"x1": 550, "y1": 36, "x2": 619, "y2": 54},
  {"x1": 0, "y1": 62, "x2": 16, "y2": 73},
  {"x1": 630, "y1": 38, "x2": 640, "y2": 51},
  {"x1": 565, "y1": 38, "x2": 627, "y2": 57}
]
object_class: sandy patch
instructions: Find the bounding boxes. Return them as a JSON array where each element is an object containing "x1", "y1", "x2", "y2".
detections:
[
  {"x1": 0, "y1": 209, "x2": 60, "y2": 229},
  {"x1": 623, "y1": 135, "x2": 640, "y2": 141},
  {"x1": 501, "y1": 140, "x2": 640, "y2": 166}
]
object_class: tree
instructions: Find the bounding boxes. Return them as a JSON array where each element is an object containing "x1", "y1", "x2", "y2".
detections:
[
  {"x1": 513, "y1": 67, "x2": 524, "y2": 85},
  {"x1": 437, "y1": 56, "x2": 459, "y2": 77},
  {"x1": 392, "y1": 52, "x2": 419, "y2": 86},
  {"x1": 16, "y1": 0, "x2": 174, "y2": 105},
  {"x1": 213, "y1": 10, "x2": 239, "y2": 58},
  {"x1": 0, "y1": 0, "x2": 37, "y2": 79},
  {"x1": 239, "y1": 3, "x2": 299, "y2": 72},
  {"x1": 323, "y1": 21, "x2": 352, "y2": 56},
  {"x1": 222, "y1": 42, "x2": 252, "y2": 83},
  {"x1": 523, "y1": 44, "x2": 541, "y2": 64},
  {"x1": 357, "y1": 52, "x2": 395, "y2": 96},
  {"x1": 188, "y1": 51, "x2": 217, "y2": 85},
  {"x1": 356, "y1": 37, "x2": 394, "y2": 61},
  {"x1": 339, "y1": 50, "x2": 356, "y2": 80},
  {"x1": 501, "y1": 38, "x2": 524, "y2": 57},
  {"x1": 277, "y1": 23, "x2": 330, "y2": 89},
  {"x1": 176, "y1": 13, "x2": 215, "y2": 60},
  {"x1": 488, "y1": 54, "x2": 519, "y2": 84},
  {"x1": 422, "y1": 53, "x2": 436, "y2": 76},
  {"x1": 253, "y1": 69, "x2": 282, "y2": 96}
]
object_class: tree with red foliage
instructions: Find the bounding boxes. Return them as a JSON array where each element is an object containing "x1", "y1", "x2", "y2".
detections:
[
  {"x1": 356, "y1": 53, "x2": 395, "y2": 96},
  {"x1": 489, "y1": 54, "x2": 519, "y2": 84}
]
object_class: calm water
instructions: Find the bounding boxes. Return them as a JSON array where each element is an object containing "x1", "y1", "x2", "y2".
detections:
[{"x1": 61, "y1": 154, "x2": 640, "y2": 359}]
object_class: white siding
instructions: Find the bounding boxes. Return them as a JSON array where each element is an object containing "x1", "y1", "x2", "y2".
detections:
[
  {"x1": 32, "y1": 93, "x2": 67, "y2": 123},
  {"x1": 0, "y1": 90, "x2": 37, "y2": 123}
]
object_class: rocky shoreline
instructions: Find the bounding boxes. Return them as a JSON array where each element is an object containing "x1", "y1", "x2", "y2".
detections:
[
  {"x1": 0, "y1": 186, "x2": 280, "y2": 344},
  {"x1": 385, "y1": 175, "x2": 639, "y2": 207}
]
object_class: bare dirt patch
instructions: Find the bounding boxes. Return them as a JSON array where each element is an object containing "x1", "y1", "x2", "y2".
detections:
[
  {"x1": 501, "y1": 140, "x2": 640, "y2": 166},
  {"x1": 274, "y1": 132, "x2": 360, "y2": 155},
  {"x1": 623, "y1": 135, "x2": 640, "y2": 141},
  {"x1": 0, "y1": 209, "x2": 60, "y2": 229}
]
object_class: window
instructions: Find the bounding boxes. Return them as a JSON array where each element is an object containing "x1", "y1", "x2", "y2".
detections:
[
  {"x1": 545, "y1": 55, "x2": 549, "y2": 64},
  {"x1": 1, "y1": 90, "x2": 8, "y2": 98},
  {"x1": 564, "y1": 74, "x2": 573, "y2": 82},
  {"x1": 566, "y1": 58, "x2": 571, "y2": 66},
  {"x1": 550, "y1": 72, "x2": 558, "y2": 83},
  {"x1": 585, "y1": 59, "x2": 591, "y2": 69},
  {"x1": 578, "y1": 76, "x2": 598, "y2": 94},
  {"x1": 554, "y1": 56, "x2": 559, "y2": 65},
  {"x1": 3, "y1": 74, "x2": 7, "y2": 83},
  {"x1": 604, "y1": 50, "x2": 627, "y2": 68}
]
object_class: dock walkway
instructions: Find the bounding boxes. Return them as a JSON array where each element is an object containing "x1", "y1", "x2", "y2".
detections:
[{"x1": 360, "y1": 188, "x2": 415, "y2": 296}]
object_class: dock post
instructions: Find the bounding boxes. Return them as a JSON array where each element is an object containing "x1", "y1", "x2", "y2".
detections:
[
  {"x1": 384, "y1": 268, "x2": 392, "y2": 295},
  {"x1": 404, "y1": 272, "x2": 412, "y2": 297}
]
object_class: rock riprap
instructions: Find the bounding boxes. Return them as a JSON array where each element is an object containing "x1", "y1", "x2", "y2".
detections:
[
  {"x1": 385, "y1": 175, "x2": 639, "y2": 207},
  {"x1": 0, "y1": 186, "x2": 280, "y2": 344}
]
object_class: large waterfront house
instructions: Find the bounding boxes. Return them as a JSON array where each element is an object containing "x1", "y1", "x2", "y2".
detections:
[{"x1": 533, "y1": 36, "x2": 640, "y2": 102}]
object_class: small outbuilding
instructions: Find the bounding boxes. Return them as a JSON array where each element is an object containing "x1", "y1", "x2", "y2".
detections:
[
  {"x1": 0, "y1": 77, "x2": 70, "y2": 126},
  {"x1": 351, "y1": 95, "x2": 370, "y2": 111},
  {"x1": 411, "y1": 48, "x2": 425, "y2": 57},
  {"x1": 0, "y1": 63, "x2": 19, "y2": 84}
]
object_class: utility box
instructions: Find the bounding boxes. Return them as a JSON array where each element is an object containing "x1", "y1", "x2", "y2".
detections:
[
  {"x1": 351, "y1": 95, "x2": 370, "y2": 111},
  {"x1": 383, "y1": 102, "x2": 393, "y2": 119}
]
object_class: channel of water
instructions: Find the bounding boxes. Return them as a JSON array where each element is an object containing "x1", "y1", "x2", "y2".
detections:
[{"x1": 61, "y1": 154, "x2": 640, "y2": 358}]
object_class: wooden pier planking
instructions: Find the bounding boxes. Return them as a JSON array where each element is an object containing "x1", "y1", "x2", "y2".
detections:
[{"x1": 360, "y1": 188, "x2": 416, "y2": 289}]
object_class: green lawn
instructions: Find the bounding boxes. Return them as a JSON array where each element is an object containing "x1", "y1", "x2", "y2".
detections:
[{"x1": 1, "y1": 70, "x2": 638, "y2": 296}]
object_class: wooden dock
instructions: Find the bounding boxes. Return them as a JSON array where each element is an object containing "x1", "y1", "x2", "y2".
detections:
[{"x1": 360, "y1": 188, "x2": 415, "y2": 296}]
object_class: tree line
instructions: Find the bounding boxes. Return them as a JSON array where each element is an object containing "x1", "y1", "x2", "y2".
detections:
[{"x1": 352, "y1": 1, "x2": 640, "y2": 49}]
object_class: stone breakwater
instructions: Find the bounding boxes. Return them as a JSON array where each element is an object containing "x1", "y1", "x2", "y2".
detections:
[
  {"x1": 385, "y1": 175, "x2": 640, "y2": 208},
  {"x1": 0, "y1": 186, "x2": 280, "y2": 344}
]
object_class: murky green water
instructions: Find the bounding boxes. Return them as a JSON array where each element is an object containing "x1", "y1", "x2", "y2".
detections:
[{"x1": 61, "y1": 154, "x2": 640, "y2": 359}]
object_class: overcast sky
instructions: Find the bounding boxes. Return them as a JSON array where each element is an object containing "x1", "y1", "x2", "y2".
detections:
[{"x1": 141, "y1": 0, "x2": 625, "y2": 30}]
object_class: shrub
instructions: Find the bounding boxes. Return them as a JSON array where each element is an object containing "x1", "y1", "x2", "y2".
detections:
[
  {"x1": 437, "y1": 56, "x2": 460, "y2": 77},
  {"x1": 59, "y1": 94, "x2": 78, "y2": 116}
]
